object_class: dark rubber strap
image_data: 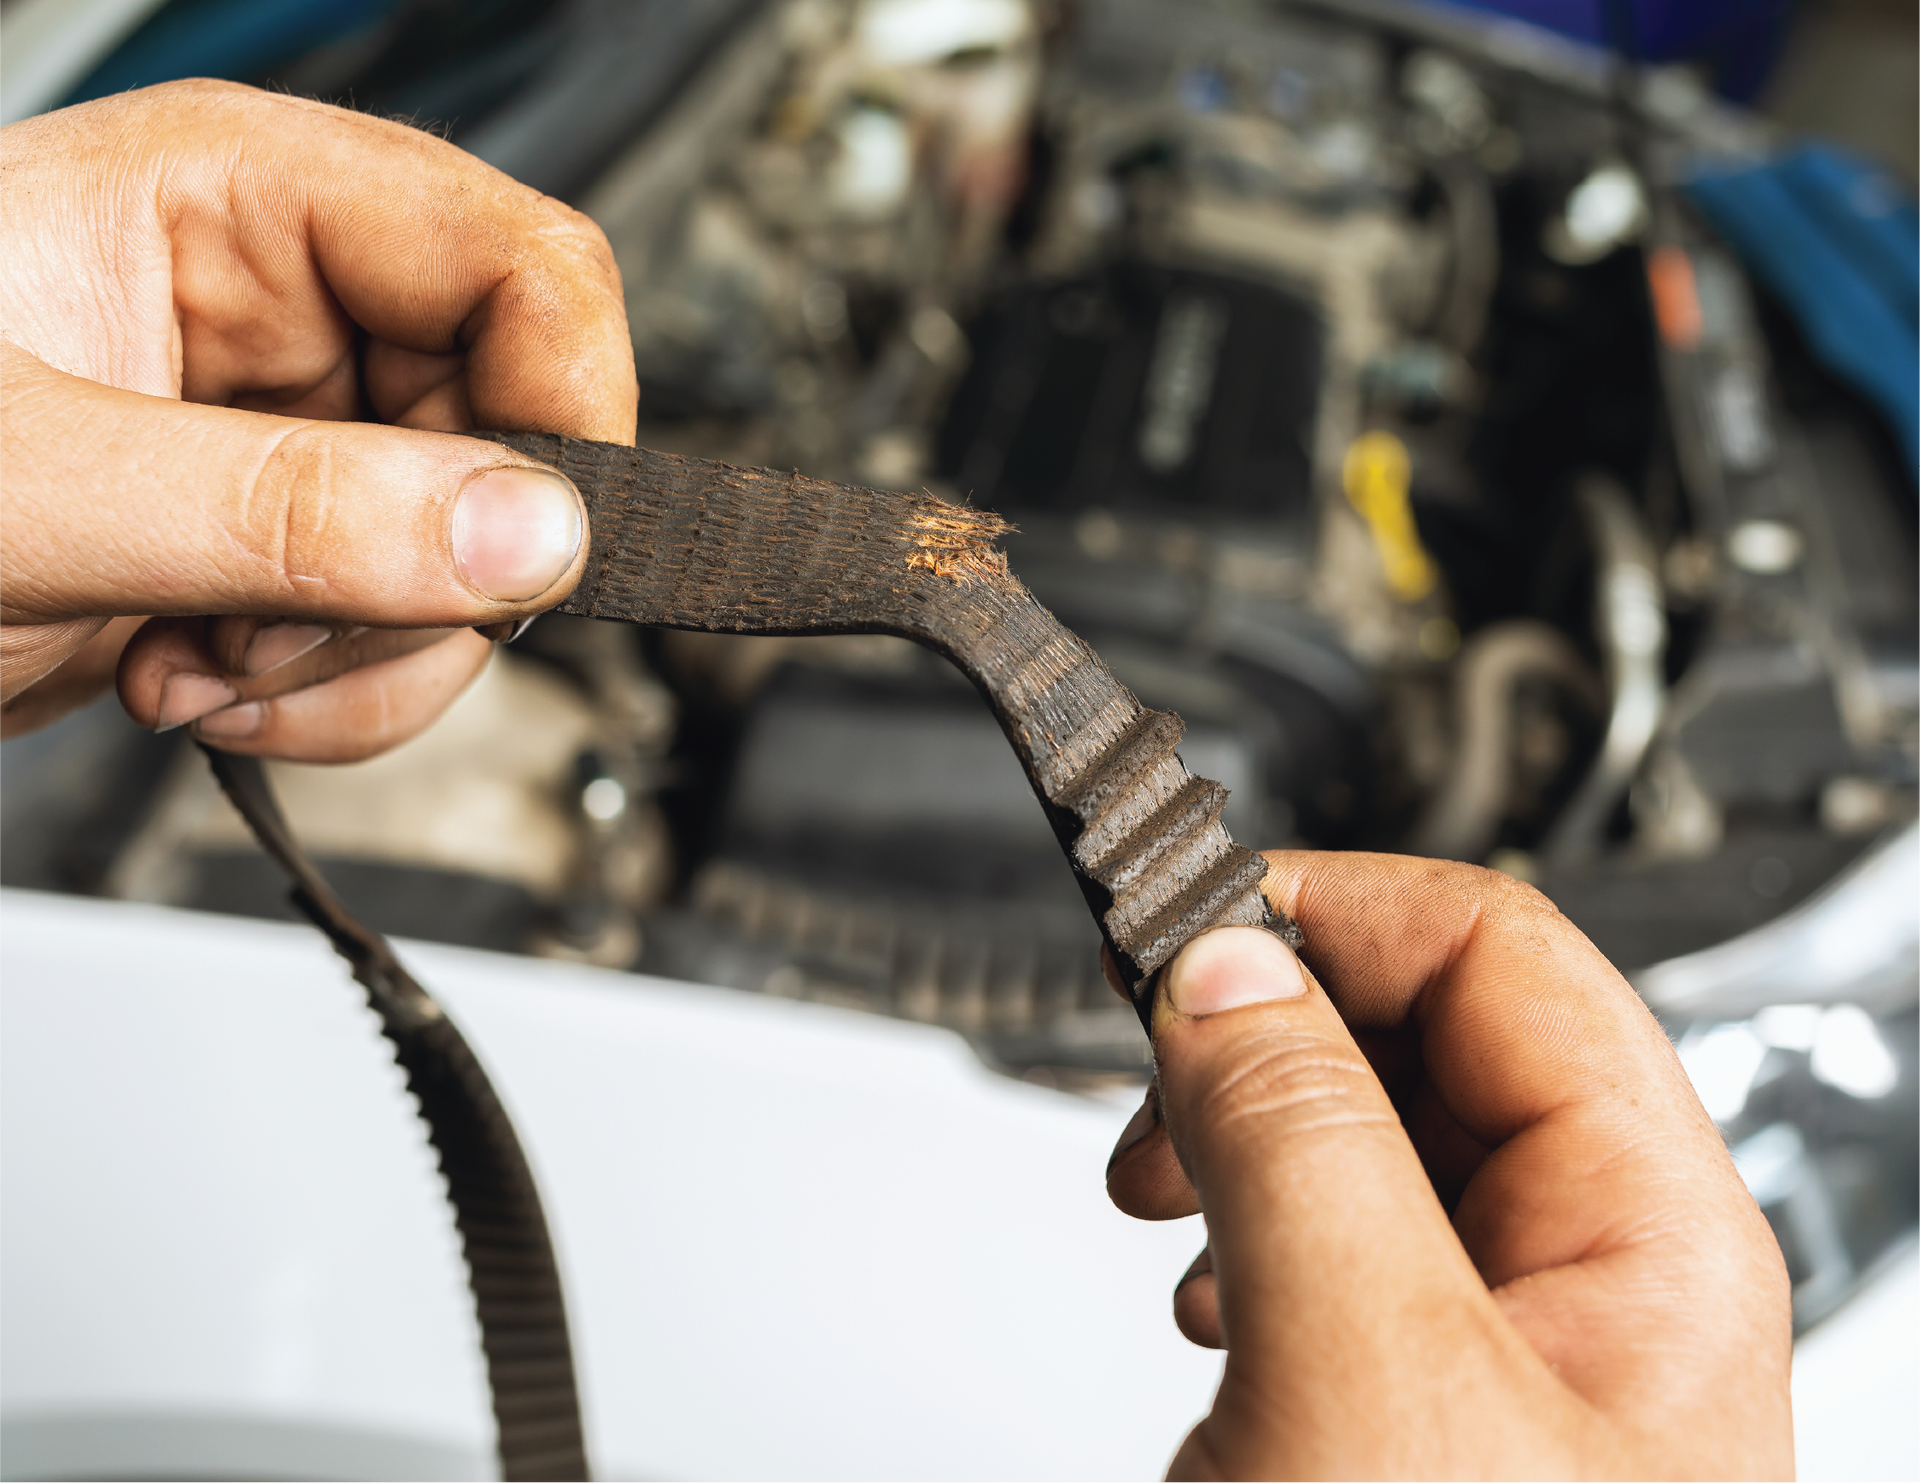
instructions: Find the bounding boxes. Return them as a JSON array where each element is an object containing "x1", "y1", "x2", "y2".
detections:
[
  {"x1": 189, "y1": 430, "x2": 1299, "y2": 1479},
  {"x1": 201, "y1": 744, "x2": 590, "y2": 1482},
  {"x1": 473, "y1": 430, "x2": 1300, "y2": 1033}
]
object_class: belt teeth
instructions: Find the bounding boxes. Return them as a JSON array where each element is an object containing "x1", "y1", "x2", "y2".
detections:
[
  {"x1": 1102, "y1": 811, "x2": 1235, "y2": 937},
  {"x1": 1112, "y1": 848, "x2": 1276, "y2": 977},
  {"x1": 1076, "y1": 774, "x2": 1230, "y2": 885},
  {"x1": 1057, "y1": 708, "x2": 1186, "y2": 827},
  {"x1": 216, "y1": 433, "x2": 1320, "y2": 1483},
  {"x1": 1049, "y1": 705, "x2": 1278, "y2": 986}
]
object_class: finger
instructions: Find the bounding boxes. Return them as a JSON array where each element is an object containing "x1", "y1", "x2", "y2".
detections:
[
  {"x1": 117, "y1": 616, "x2": 468, "y2": 729},
  {"x1": 1172, "y1": 1247, "x2": 1224, "y2": 1350},
  {"x1": 159, "y1": 82, "x2": 635, "y2": 440},
  {"x1": 0, "y1": 616, "x2": 144, "y2": 737},
  {"x1": 2, "y1": 351, "x2": 587, "y2": 632},
  {"x1": 361, "y1": 345, "x2": 470, "y2": 431},
  {"x1": 1122, "y1": 1038, "x2": 1485, "y2": 1227},
  {"x1": 1152, "y1": 928, "x2": 1593, "y2": 1476},
  {"x1": 1397, "y1": 1073, "x2": 1494, "y2": 1212},
  {"x1": 1256, "y1": 852, "x2": 1764, "y2": 1287},
  {"x1": 1151, "y1": 928, "x2": 1560, "y2": 1467},
  {"x1": 1105, "y1": 1086, "x2": 1200, "y2": 1221},
  {"x1": 1103, "y1": 946, "x2": 1204, "y2": 1218},
  {"x1": 1250, "y1": 858, "x2": 1791, "y2": 1468},
  {"x1": 215, "y1": 624, "x2": 460, "y2": 700},
  {"x1": 205, "y1": 615, "x2": 353, "y2": 678},
  {"x1": 0, "y1": 615, "x2": 113, "y2": 719},
  {"x1": 186, "y1": 630, "x2": 493, "y2": 764}
]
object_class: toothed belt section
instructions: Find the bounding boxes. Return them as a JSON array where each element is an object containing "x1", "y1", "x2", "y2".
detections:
[{"x1": 1057, "y1": 708, "x2": 1276, "y2": 979}]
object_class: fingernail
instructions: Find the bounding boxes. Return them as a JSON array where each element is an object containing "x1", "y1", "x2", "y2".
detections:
[
  {"x1": 243, "y1": 623, "x2": 332, "y2": 676},
  {"x1": 155, "y1": 673, "x2": 239, "y2": 732},
  {"x1": 193, "y1": 701, "x2": 265, "y2": 740},
  {"x1": 1165, "y1": 926, "x2": 1307, "y2": 1017},
  {"x1": 1109, "y1": 1093, "x2": 1159, "y2": 1167},
  {"x1": 452, "y1": 467, "x2": 583, "y2": 601}
]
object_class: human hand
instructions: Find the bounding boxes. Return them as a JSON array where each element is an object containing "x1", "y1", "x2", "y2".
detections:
[
  {"x1": 1105, "y1": 852, "x2": 1791, "y2": 1479},
  {"x1": 0, "y1": 80, "x2": 637, "y2": 757}
]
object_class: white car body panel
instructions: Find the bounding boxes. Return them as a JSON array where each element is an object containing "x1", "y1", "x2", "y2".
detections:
[
  {"x1": 3, "y1": 890, "x2": 1912, "y2": 1479},
  {"x1": 2, "y1": 891, "x2": 1220, "y2": 1480}
]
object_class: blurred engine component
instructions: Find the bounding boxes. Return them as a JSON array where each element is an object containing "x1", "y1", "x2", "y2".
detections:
[
  {"x1": 15, "y1": 0, "x2": 1904, "y2": 1068},
  {"x1": 1643, "y1": 825, "x2": 1918, "y2": 1330},
  {"x1": 7, "y1": 631, "x2": 679, "y2": 969},
  {"x1": 599, "y1": 0, "x2": 1580, "y2": 1070}
]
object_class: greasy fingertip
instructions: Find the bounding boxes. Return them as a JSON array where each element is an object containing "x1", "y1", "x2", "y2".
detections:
[
  {"x1": 1106, "y1": 1103, "x2": 1203, "y2": 1222},
  {"x1": 193, "y1": 700, "x2": 266, "y2": 740},
  {"x1": 154, "y1": 671, "x2": 238, "y2": 731},
  {"x1": 243, "y1": 622, "x2": 332, "y2": 676},
  {"x1": 1172, "y1": 1254, "x2": 1225, "y2": 1349},
  {"x1": 1106, "y1": 1090, "x2": 1159, "y2": 1175},
  {"x1": 186, "y1": 629, "x2": 491, "y2": 763}
]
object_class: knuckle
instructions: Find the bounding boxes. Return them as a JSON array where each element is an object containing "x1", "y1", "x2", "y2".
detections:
[
  {"x1": 157, "y1": 77, "x2": 251, "y2": 101},
  {"x1": 1424, "y1": 855, "x2": 1569, "y2": 930},
  {"x1": 521, "y1": 193, "x2": 626, "y2": 297},
  {"x1": 1190, "y1": 1026, "x2": 1394, "y2": 1153},
  {"x1": 564, "y1": 206, "x2": 620, "y2": 275},
  {"x1": 247, "y1": 423, "x2": 338, "y2": 599},
  {"x1": 1472, "y1": 865, "x2": 1573, "y2": 937},
  {"x1": 109, "y1": 77, "x2": 257, "y2": 124}
]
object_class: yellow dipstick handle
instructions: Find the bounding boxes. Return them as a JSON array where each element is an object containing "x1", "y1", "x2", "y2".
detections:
[{"x1": 1343, "y1": 430, "x2": 1437, "y2": 602}]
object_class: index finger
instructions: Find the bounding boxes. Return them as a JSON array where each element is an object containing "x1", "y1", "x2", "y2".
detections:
[
  {"x1": 56, "y1": 81, "x2": 636, "y2": 441},
  {"x1": 1259, "y1": 850, "x2": 1748, "y2": 1282}
]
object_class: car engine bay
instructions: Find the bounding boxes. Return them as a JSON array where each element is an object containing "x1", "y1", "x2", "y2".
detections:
[{"x1": 4, "y1": 0, "x2": 1914, "y2": 1333}]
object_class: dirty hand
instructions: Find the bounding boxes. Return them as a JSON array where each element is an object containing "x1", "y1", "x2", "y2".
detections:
[
  {"x1": 1106, "y1": 853, "x2": 1792, "y2": 1479},
  {"x1": 0, "y1": 79, "x2": 636, "y2": 757}
]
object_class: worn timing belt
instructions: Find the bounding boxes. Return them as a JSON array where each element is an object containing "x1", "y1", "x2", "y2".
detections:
[{"x1": 210, "y1": 431, "x2": 1303, "y2": 1482}]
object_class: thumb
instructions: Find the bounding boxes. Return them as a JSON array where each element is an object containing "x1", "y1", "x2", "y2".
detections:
[
  {"x1": 1, "y1": 355, "x2": 585, "y2": 631},
  {"x1": 1150, "y1": 928, "x2": 1542, "y2": 1474}
]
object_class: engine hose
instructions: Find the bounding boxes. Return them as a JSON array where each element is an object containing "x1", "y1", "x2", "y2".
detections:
[{"x1": 1410, "y1": 620, "x2": 1606, "y2": 864}]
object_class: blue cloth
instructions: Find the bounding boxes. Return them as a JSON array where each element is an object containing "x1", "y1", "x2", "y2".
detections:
[
  {"x1": 1687, "y1": 146, "x2": 1919, "y2": 482},
  {"x1": 1434, "y1": 0, "x2": 1794, "y2": 99}
]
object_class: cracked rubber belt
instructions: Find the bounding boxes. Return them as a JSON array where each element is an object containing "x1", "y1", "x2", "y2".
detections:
[
  {"x1": 477, "y1": 430, "x2": 1303, "y2": 1016},
  {"x1": 203, "y1": 431, "x2": 1305, "y2": 1483}
]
